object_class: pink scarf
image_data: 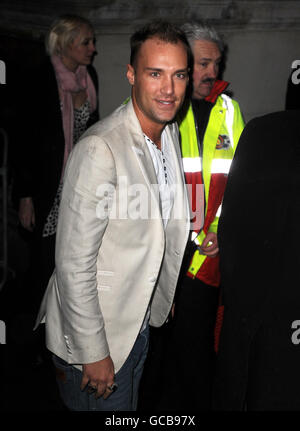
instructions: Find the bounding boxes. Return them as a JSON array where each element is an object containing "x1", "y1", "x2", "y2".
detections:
[{"x1": 51, "y1": 55, "x2": 97, "y2": 178}]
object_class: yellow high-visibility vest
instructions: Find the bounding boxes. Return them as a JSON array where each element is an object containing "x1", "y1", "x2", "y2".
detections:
[{"x1": 179, "y1": 94, "x2": 244, "y2": 285}]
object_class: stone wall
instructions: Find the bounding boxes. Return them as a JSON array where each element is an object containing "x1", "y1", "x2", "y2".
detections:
[{"x1": 1, "y1": 1, "x2": 300, "y2": 121}]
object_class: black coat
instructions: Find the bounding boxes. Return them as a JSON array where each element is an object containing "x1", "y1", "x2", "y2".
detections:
[
  {"x1": 14, "y1": 57, "x2": 99, "y2": 231},
  {"x1": 213, "y1": 110, "x2": 300, "y2": 410}
]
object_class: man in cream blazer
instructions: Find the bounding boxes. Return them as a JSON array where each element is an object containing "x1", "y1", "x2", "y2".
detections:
[{"x1": 35, "y1": 21, "x2": 191, "y2": 411}]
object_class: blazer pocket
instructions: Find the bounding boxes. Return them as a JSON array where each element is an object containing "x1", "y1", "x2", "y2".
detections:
[
  {"x1": 97, "y1": 270, "x2": 114, "y2": 291},
  {"x1": 97, "y1": 270, "x2": 114, "y2": 277},
  {"x1": 97, "y1": 285, "x2": 112, "y2": 292}
]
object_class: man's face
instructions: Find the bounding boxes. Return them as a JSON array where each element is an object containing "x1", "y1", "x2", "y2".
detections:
[
  {"x1": 127, "y1": 37, "x2": 189, "y2": 134},
  {"x1": 192, "y1": 39, "x2": 221, "y2": 99}
]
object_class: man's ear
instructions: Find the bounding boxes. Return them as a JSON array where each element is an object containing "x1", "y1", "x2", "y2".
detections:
[{"x1": 127, "y1": 64, "x2": 135, "y2": 85}]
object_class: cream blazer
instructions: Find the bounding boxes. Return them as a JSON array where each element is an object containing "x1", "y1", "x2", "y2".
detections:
[{"x1": 35, "y1": 99, "x2": 190, "y2": 373}]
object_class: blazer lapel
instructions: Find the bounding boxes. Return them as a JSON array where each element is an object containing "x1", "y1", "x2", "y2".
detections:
[
  {"x1": 164, "y1": 123, "x2": 190, "y2": 223},
  {"x1": 125, "y1": 100, "x2": 161, "y2": 215},
  {"x1": 131, "y1": 139, "x2": 158, "y2": 189}
]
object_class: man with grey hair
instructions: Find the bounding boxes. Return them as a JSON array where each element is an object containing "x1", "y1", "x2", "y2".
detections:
[
  {"x1": 182, "y1": 21, "x2": 225, "y2": 100},
  {"x1": 157, "y1": 21, "x2": 244, "y2": 411}
]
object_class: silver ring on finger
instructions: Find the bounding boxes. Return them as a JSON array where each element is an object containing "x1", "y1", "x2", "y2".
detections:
[
  {"x1": 107, "y1": 382, "x2": 118, "y2": 392},
  {"x1": 88, "y1": 384, "x2": 97, "y2": 393}
]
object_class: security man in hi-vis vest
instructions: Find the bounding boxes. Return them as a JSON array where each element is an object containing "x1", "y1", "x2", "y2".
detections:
[{"x1": 158, "y1": 21, "x2": 245, "y2": 411}]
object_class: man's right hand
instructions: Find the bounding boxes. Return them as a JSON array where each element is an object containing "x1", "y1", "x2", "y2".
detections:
[
  {"x1": 200, "y1": 232, "x2": 219, "y2": 258},
  {"x1": 81, "y1": 356, "x2": 116, "y2": 399},
  {"x1": 19, "y1": 197, "x2": 35, "y2": 231}
]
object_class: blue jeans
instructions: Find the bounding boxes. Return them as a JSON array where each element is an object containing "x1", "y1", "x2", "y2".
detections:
[{"x1": 52, "y1": 326, "x2": 149, "y2": 411}]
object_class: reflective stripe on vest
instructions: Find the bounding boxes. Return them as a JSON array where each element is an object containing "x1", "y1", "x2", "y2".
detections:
[
  {"x1": 211, "y1": 158, "x2": 232, "y2": 174},
  {"x1": 182, "y1": 157, "x2": 201, "y2": 173},
  {"x1": 215, "y1": 203, "x2": 222, "y2": 218},
  {"x1": 183, "y1": 157, "x2": 232, "y2": 175}
]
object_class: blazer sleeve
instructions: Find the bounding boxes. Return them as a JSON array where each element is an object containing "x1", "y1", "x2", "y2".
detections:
[{"x1": 55, "y1": 134, "x2": 117, "y2": 364}]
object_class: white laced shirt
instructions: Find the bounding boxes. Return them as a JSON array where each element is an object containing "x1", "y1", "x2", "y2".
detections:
[{"x1": 140, "y1": 128, "x2": 176, "y2": 332}]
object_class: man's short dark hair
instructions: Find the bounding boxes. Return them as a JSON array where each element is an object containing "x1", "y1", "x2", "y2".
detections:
[{"x1": 130, "y1": 20, "x2": 192, "y2": 69}]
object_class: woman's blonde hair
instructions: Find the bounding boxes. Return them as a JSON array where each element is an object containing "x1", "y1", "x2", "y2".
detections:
[{"x1": 46, "y1": 14, "x2": 94, "y2": 56}]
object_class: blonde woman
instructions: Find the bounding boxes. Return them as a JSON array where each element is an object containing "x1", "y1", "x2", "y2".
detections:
[{"x1": 15, "y1": 15, "x2": 99, "y2": 312}]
